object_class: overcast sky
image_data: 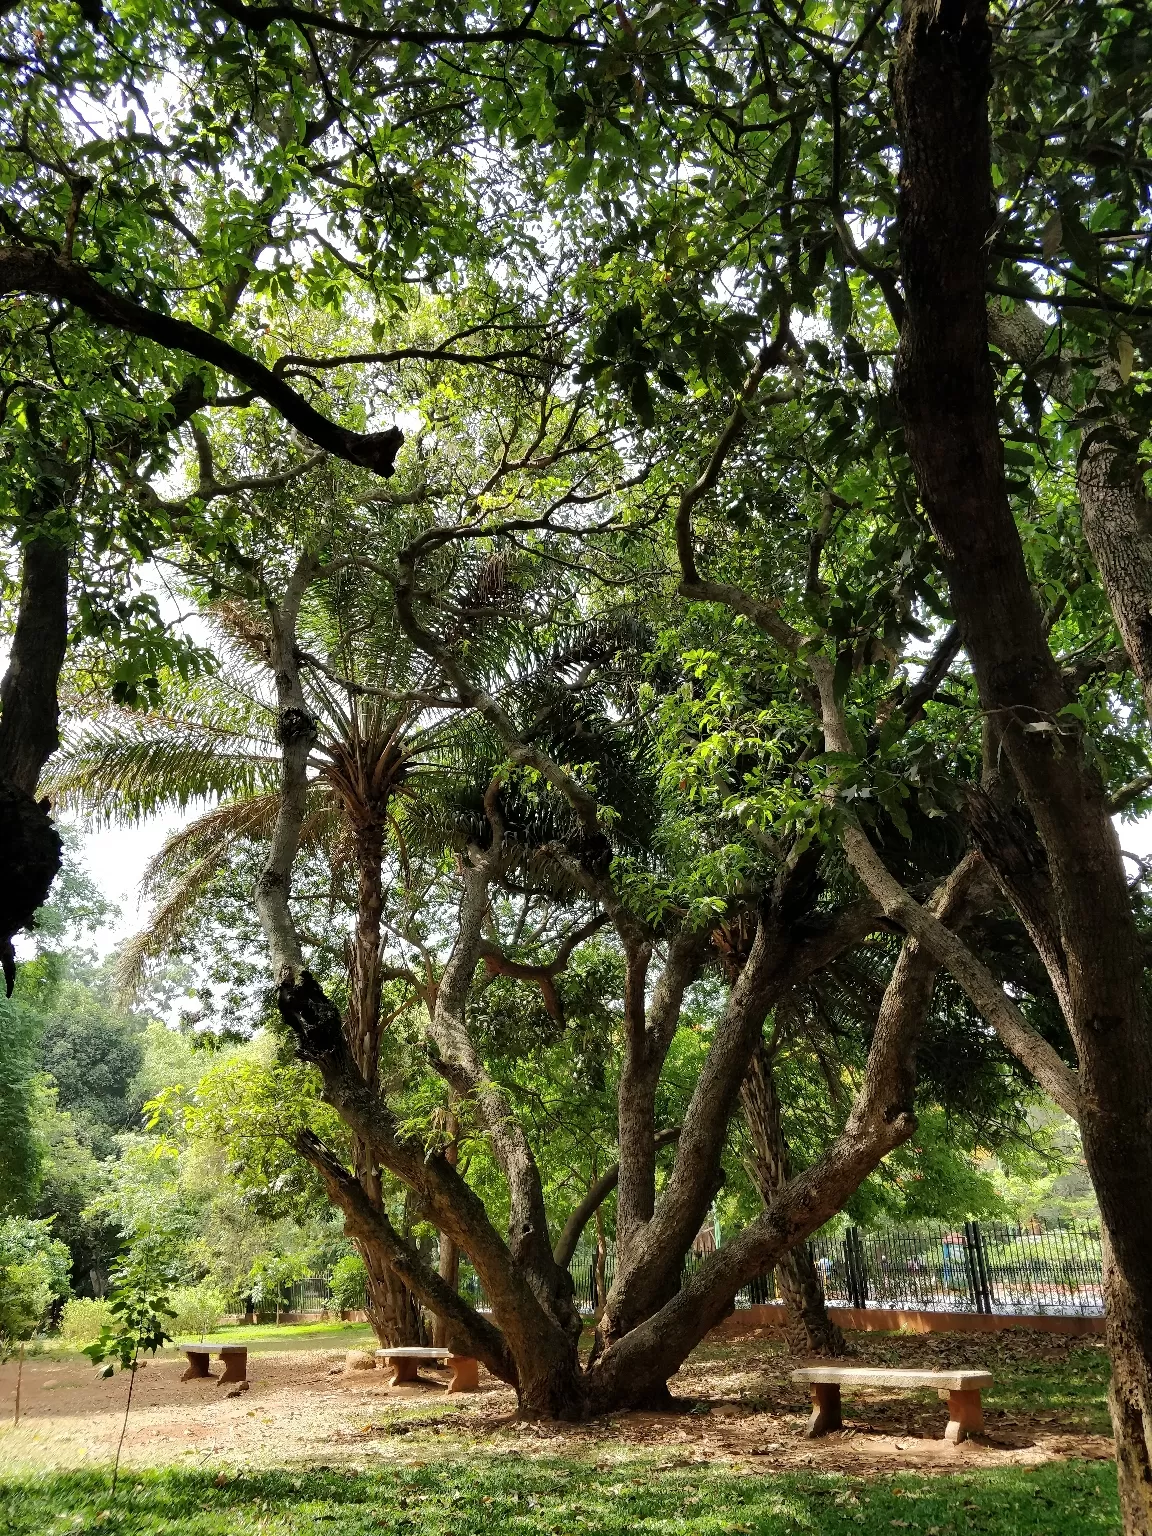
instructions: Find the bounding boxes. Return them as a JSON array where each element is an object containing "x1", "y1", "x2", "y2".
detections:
[{"x1": 67, "y1": 803, "x2": 1152, "y2": 961}]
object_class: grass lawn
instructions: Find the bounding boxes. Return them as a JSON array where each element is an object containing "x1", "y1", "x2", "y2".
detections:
[
  {"x1": 2, "y1": 1328, "x2": 1118, "y2": 1531},
  {"x1": 38, "y1": 1320, "x2": 378, "y2": 1361},
  {"x1": 0, "y1": 1458, "x2": 1119, "y2": 1535},
  {"x1": 193, "y1": 1320, "x2": 378, "y2": 1352}
]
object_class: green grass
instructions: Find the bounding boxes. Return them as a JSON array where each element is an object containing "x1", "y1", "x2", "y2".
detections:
[
  {"x1": 193, "y1": 1319, "x2": 377, "y2": 1351},
  {"x1": 0, "y1": 1459, "x2": 1118, "y2": 1535},
  {"x1": 986, "y1": 1348, "x2": 1113, "y2": 1436},
  {"x1": 41, "y1": 1320, "x2": 377, "y2": 1360}
]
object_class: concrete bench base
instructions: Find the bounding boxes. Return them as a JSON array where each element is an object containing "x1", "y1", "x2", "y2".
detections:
[
  {"x1": 375, "y1": 1346, "x2": 479, "y2": 1392},
  {"x1": 791, "y1": 1365, "x2": 992, "y2": 1443},
  {"x1": 181, "y1": 1344, "x2": 248, "y2": 1385}
]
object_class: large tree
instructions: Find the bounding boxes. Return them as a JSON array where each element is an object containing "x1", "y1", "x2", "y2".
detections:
[{"x1": 7, "y1": 3, "x2": 1152, "y2": 1522}]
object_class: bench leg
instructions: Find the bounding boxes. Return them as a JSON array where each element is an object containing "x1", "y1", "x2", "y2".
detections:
[
  {"x1": 945, "y1": 1389, "x2": 984, "y2": 1444},
  {"x1": 446, "y1": 1355, "x2": 478, "y2": 1393},
  {"x1": 806, "y1": 1382, "x2": 843, "y2": 1437},
  {"x1": 389, "y1": 1358, "x2": 420, "y2": 1385},
  {"x1": 217, "y1": 1352, "x2": 247, "y2": 1385},
  {"x1": 181, "y1": 1354, "x2": 210, "y2": 1382}
]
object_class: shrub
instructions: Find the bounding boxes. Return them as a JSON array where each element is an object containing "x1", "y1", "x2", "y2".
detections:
[
  {"x1": 0, "y1": 1217, "x2": 72, "y2": 1357},
  {"x1": 59, "y1": 1297, "x2": 114, "y2": 1347},
  {"x1": 170, "y1": 1284, "x2": 229, "y2": 1341},
  {"x1": 329, "y1": 1254, "x2": 367, "y2": 1311}
]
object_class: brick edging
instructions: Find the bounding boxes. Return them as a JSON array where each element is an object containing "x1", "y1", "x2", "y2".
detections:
[{"x1": 707, "y1": 1302, "x2": 1104, "y2": 1339}]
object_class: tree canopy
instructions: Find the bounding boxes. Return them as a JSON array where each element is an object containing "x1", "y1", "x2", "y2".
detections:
[{"x1": 5, "y1": 1, "x2": 1152, "y2": 1524}]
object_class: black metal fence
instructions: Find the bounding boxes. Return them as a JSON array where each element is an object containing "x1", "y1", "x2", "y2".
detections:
[
  {"x1": 789, "y1": 1219, "x2": 1103, "y2": 1318},
  {"x1": 564, "y1": 1218, "x2": 1103, "y2": 1319},
  {"x1": 288, "y1": 1218, "x2": 1104, "y2": 1322},
  {"x1": 285, "y1": 1273, "x2": 339, "y2": 1314}
]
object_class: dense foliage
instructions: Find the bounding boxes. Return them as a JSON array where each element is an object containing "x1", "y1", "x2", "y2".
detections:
[{"x1": 4, "y1": 1, "x2": 1152, "y2": 1520}]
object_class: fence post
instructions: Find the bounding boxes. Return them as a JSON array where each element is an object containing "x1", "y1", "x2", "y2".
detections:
[
  {"x1": 844, "y1": 1227, "x2": 869, "y2": 1309},
  {"x1": 962, "y1": 1221, "x2": 991, "y2": 1314},
  {"x1": 971, "y1": 1221, "x2": 996, "y2": 1313}
]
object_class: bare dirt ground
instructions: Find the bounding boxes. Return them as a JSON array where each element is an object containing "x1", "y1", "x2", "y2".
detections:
[{"x1": 0, "y1": 1327, "x2": 1114, "y2": 1479}]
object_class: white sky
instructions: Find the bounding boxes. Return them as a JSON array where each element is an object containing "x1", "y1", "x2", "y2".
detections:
[
  {"x1": 73, "y1": 813, "x2": 183, "y2": 953},
  {"x1": 67, "y1": 807, "x2": 1152, "y2": 960}
]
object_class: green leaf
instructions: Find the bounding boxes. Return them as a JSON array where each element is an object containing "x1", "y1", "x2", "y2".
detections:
[
  {"x1": 830, "y1": 277, "x2": 853, "y2": 337},
  {"x1": 843, "y1": 335, "x2": 870, "y2": 381}
]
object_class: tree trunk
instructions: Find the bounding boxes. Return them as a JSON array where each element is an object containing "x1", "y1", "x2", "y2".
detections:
[
  {"x1": 893, "y1": 5, "x2": 1152, "y2": 1526},
  {"x1": 0, "y1": 521, "x2": 69, "y2": 992},
  {"x1": 363, "y1": 1240, "x2": 425, "y2": 1346},
  {"x1": 593, "y1": 1205, "x2": 609, "y2": 1322},
  {"x1": 432, "y1": 1234, "x2": 460, "y2": 1348},
  {"x1": 986, "y1": 300, "x2": 1152, "y2": 720},
  {"x1": 345, "y1": 819, "x2": 426, "y2": 1346},
  {"x1": 432, "y1": 1115, "x2": 461, "y2": 1348},
  {"x1": 1105, "y1": 1227, "x2": 1152, "y2": 1532},
  {"x1": 741, "y1": 1041, "x2": 845, "y2": 1356}
]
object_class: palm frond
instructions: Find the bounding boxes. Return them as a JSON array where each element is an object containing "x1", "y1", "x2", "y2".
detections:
[
  {"x1": 140, "y1": 793, "x2": 286, "y2": 893},
  {"x1": 45, "y1": 721, "x2": 281, "y2": 821},
  {"x1": 120, "y1": 788, "x2": 344, "y2": 997}
]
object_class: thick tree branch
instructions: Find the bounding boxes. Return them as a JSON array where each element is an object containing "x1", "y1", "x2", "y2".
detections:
[
  {"x1": 552, "y1": 1126, "x2": 680, "y2": 1271},
  {"x1": 0, "y1": 508, "x2": 70, "y2": 992},
  {"x1": 0, "y1": 247, "x2": 402, "y2": 476},
  {"x1": 478, "y1": 912, "x2": 608, "y2": 1021},
  {"x1": 212, "y1": 0, "x2": 590, "y2": 47},
  {"x1": 296, "y1": 1129, "x2": 517, "y2": 1383},
  {"x1": 811, "y1": 655, "x2": 1081, "y2": 1121}
]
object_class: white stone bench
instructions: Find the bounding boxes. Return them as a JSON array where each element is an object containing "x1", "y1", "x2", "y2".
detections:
[
  {"x1": 180, "y1": 1343, "x2": 247, "y2": 1385},
  {"x1": 376, "y1": 1345, "x2": 479, "y2": 1392},
  {"x1": 791, "y1": 1364, "x2": 992, "y2": 1442}
]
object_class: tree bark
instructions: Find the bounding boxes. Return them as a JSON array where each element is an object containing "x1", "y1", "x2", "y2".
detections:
[
  {"x1": 600, "y1": 847, "x2": 832, "y2": 1347},
  {"x1": 363, "y1": 1242, "x2": 425, "y2": 1346},
  {"x1": 344, "y1": 819, "x2": 424, "y2": 1345},
  {"x1": 0, "y1": 519, "x2": 69, "y2": 992},
  {"x1": 893, "y1": 6, "x2": 1152, "y2": 1526},
  {"x1": 741, "y1": 1041, "x2": 846, "y2": 1357},
  {"x1": 552, "y1": 1126, "x2": 681, "y2": 1271},
  {"x1": 432, "y1": 1116, "x2": 461, "y2": 1349}
]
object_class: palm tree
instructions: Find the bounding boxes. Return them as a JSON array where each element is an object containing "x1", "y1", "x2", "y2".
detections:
[{"x1": 48, "y1": 566, "x2": 493, "y2": 1344}]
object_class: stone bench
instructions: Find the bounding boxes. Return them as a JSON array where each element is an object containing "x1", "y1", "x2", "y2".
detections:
[
  {"x1": 376, "y1": 1346, "x2": 479, "y2": 1392},
  {"x1": 791, "y1": 1364, "x2": 993, "y2": 1443},
  {"x1": 180, "y1": 1343, "x2": 248, "y2": 1385}
]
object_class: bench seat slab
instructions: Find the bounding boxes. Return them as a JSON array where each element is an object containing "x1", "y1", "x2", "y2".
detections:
[{"x1": 791, "y1": 1366, "x2": 991, "y2": 1392}]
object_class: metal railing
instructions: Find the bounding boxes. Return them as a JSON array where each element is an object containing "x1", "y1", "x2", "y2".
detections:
[
  {"x1": 285, "y1": 1274, "x2": 336, "y2": 1314},
  {"x1": 796, "y1": 1219, "x2": 1103, "y2": 1317},
  {"x1": 285, "y1": 1217, "x2": 1104, "y2": 1323}
]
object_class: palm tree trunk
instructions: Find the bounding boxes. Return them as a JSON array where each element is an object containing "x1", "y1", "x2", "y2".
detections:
[{"x1": 348, "y1": 818, "x2": 424, "y2": 1346}]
